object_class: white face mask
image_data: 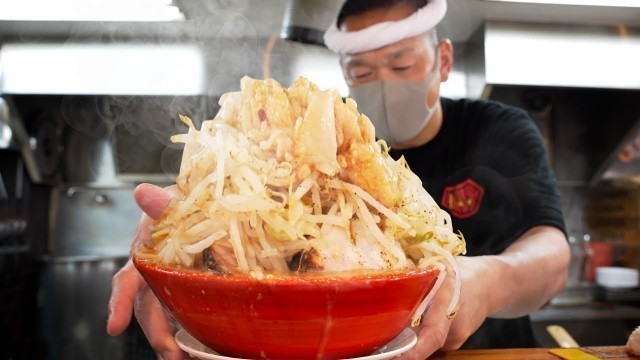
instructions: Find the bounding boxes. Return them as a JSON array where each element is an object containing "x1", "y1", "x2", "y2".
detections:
[{"x1": 349, "y1": 52, "x2": 441, "y2": 145}]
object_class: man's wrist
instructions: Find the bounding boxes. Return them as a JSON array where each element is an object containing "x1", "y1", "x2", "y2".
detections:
[{"x1": 470, "y1": 255, "x2": 511, "y2": 318}]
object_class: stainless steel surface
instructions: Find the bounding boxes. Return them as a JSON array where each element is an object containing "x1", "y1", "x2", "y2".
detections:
[
  {"x1": 1, "y1": 3, "x2": 638, "y2": 101},
  {"x1": 0, "y1": 120, "x2": 12, "y2": 150},
  {"x1": 1, "y1": 96, "x2": 41, "y2": 182},
  {"x1": 1, "y1": 43, "x2": 207, "y2": 96},
  {"x1": 567, "y1": 235, "x2": 589, "y2": 288},
  {"x1": 0, "y1": 217, "x2": 27, "y2": 238},
  {"x1": 5, "y1": 92, "x2": 204, "y2": 185},
  {"x1": 1, "y1": 0, "x2": 640, "y2": 44},
  {"x1": 281, "y1": 0, "x2": 343, "y2": 44},
  {"x1": 594, "y1": 119, "x2": 640, "y2": 183},
  {"x1": 465, "y1": 21, "x2": 640, "y2": 99},
  {"x1": 551, "y1": 284, "x2": 594, "y2": 307},
  {"x1": 593, "y1": 286, "x2": 640, "y2": 303},
  {"x1": 444, "y1": 0, "x2": 640, "y2": 42},
  {"x1": 532, "y1": 304, "x2": 640, "y2": 322},
  {"x1": 0, "y1": 0, "x2": 289, "y2": 41},
  {"x1": 0, "y1": 168, "x2": 7, "y2": 199},
  {"x1": 50, "y1": 186, "x2": 139, "y2": 258},
  {"x1": 0, "y1": 97, "x2": 13, "y2": 149},
  {"x1": 532, "y1": 303, "x2": 640, "y2": 346},
  {"x1": 64, "y1": 132, "x2": 126, "y2": 187},
  {"x1": 40, "y1": 257, "x2": 128, "y2": 360}
]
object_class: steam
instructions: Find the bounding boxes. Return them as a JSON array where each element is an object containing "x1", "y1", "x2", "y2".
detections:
[
  {"x1": 56, "y1": 1, "x2": 267, "y2": 183},
  {"x1": 52, "y1": 1, "x2": 346, "y2": 184}
]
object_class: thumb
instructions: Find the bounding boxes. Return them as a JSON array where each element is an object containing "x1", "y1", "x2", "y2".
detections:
[{"x1": 134, "y1": 183, "x2": 173, "y2": 220}]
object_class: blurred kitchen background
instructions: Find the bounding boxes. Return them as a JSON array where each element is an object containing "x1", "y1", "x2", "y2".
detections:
[{"x1": 1, "y1": 0, "x2": 640, "y2": 359}]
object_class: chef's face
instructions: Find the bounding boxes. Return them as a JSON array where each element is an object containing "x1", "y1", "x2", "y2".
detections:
[
  {"x1": 338, "y1": 3, "x2": 441, "y2": 87},
  {"x1": 341, "y1": 35, "x2": 438, "y2": 87}
]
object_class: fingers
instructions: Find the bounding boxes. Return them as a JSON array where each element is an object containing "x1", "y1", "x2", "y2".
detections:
[
  {"x1": 134, "y1": 183, "x2": 173, "y2": 220},
  {"x1": 108, "y1": 183, "x2": 182, "y2": 359},
  {"x1": 130, "y1": 183, "x2": 173, "y2": 253},
  {"x1": 397, "y1": 274, "x2": 457, "y2": 360},
  {"x1": 408, "y1": 303, "x2": 453, "y2": 359},
  {"x1": 107, "y1": 260, "x2": 147, "y2": 336},
  {"x1": 135, "y1": 287, "x2": 184, "y2": 360},
  {"x1": 112, "y1": 184, "x2": 168, "y2": 332}
]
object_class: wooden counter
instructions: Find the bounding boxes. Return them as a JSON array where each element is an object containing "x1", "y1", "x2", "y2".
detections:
[
  {"x1": 430, "y1": 348, "x2": 558, "y2": 359},
  {"x1": 430, "y1": 346, "x2": 636, "y2": 359}
]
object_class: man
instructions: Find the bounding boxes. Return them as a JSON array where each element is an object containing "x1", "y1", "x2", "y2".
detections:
[
  {"x1": 107, "y1": 0, "x2": 570, "y2": 359},
  {"x1": 324, "y1": 0, "x2": 570, "y2": 357}
]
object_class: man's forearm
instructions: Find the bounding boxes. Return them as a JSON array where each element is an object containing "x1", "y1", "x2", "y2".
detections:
[{"x1": 482, "y1": 225, "x2": 570, "y2": 318}]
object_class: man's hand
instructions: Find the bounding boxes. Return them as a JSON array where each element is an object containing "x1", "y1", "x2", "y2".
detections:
[
  {"x1": 397, "y1": 226, "x2": 569, "y2": 359},
  {"x1": 107, "y1": 184, "x2": 185, "y2": 360},
  {"x1": 396, "y1": 257, "x2": 492, "y2": 360}
]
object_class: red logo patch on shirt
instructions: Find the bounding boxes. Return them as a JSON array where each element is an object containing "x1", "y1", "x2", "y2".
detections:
[{"x1": 441, "y1": 178, "x2": 485, "y2": 219}]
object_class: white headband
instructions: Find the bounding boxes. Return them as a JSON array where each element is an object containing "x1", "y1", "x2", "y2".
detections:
[{"x1": 323, "y1": 0, "x2": 447, "y2": 55}]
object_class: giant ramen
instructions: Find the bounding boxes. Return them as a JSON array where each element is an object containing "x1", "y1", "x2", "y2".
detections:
[{"x1": 136, "y1": 76, "x2": 466, "y2": 322}]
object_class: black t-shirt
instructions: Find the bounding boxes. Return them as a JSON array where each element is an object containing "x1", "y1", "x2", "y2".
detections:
[{"x1": 390, "y1": 97, "x2": 566, "y2": 349}]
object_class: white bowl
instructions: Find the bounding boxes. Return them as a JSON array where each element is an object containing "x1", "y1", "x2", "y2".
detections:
[{"x1": 596, "y1": 266, "x2": 639, "y2": 289}]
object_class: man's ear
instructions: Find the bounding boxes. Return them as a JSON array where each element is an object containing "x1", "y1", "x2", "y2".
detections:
[
  {"x1": 438, "y1": 39, "x2": 453, "y2": 82},
  {"x1": 339, "y1": 56, "x2": 354, "y2": 87}
]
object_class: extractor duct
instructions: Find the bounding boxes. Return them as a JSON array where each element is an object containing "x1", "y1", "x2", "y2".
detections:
[{"x1": 280, "y1": 0, "x2": 343, "y2": 46}]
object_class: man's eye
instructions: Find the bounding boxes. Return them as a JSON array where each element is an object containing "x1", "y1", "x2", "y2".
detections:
[
  {"x1": 355, "y1": 72, "x2": 372, "y2": 79},
  {"x1": 392, "y1": 65, "x2": 413, "y2": 72}
]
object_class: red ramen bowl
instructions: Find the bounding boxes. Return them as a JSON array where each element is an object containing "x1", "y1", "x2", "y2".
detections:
[{"x1": 133, "y1": 256, "x2": 441, "y2": 359}]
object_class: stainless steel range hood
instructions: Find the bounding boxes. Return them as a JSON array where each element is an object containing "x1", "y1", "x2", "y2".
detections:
[
  {"x1": 0, "y1": 43, "x2": 207, "y2": 96},
  {"x1": 466, "y1": 21, "x2": 640, "y2": 99}
]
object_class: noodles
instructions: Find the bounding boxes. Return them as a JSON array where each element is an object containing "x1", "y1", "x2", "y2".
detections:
[{"x1": 145, "y1": 76, "x2": 466, "y2": 314}]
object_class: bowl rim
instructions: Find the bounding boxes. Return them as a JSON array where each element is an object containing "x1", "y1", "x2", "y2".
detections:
[{"x1": 133, "y1": 253, "x2": 440, "y2": 285}]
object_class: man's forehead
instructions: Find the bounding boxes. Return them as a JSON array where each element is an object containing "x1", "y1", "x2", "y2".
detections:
[
  {"x1": 325, "y1": 0, "x2": 445, "y2": 56},
  {"x1": 342, "y1": 35, "x2": 428, "y2": 63},
  {"x1": 340, "y1": 3, "x2": 416, "y2": 32}
]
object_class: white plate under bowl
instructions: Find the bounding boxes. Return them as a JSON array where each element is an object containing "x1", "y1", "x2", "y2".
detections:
[{"x1": 175, "y1": 327, "x2": 418, "y2": 360}]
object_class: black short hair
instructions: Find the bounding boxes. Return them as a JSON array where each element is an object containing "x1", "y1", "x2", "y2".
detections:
[{"x1": 336, "y1": 0, "x2": 429, "y2": 28}]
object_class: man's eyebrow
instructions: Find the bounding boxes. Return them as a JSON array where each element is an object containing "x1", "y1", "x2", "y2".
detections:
[
  {"x1": 387, "y1": 48, "x2": 414, "y2": 60},
  {"x1": 346, "y1": 58, "x2": 370, "y2": 68}
]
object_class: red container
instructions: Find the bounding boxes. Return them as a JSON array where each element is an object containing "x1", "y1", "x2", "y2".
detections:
[
  {"x1": 133, "y1": 256, "x2": 441, "y2": 359},
  {"x1": 585, "y1": 242, "x2": 614, "y2": 282}
]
